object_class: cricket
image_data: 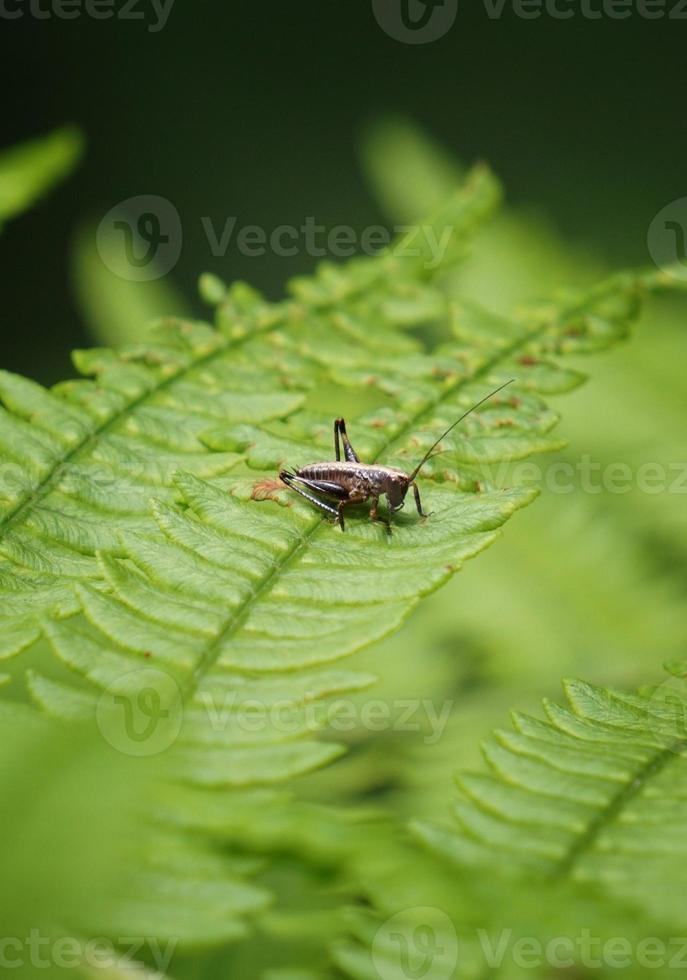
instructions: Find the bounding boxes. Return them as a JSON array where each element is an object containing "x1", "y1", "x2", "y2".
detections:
[{"x1": 279, "y1": 379, "x2": 514, "y2": 531}]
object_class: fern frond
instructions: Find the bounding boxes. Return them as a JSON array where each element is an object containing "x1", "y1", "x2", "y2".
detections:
[
  {"x1": 0, "y1": 165, "x2": 500, "y2": 657},
  {"x1": 323, "y1": 678, "x2": 687, "y2": 980},
  {"x1": 414, "y1": 677, "x2": 687, "y2": 927},
  {"x1": 15, "y1": 261, "x2": 666, "y2": 775}
]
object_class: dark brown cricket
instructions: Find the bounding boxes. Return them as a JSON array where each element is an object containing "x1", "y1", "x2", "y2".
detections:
[{"x1": 279, "y1": 379, "x2": 513, "y2": 531}]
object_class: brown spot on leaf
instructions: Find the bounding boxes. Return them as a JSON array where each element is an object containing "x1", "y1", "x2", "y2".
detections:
[
  {"x1": 518, "y1": 355, "x2": 538, "y2": 366},
  {"x1": 252, "y1": 479, "x2": 285, "y2": 503}
]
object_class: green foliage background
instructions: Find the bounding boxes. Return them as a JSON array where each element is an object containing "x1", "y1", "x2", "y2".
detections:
[{"x1": 1, "y1": 108, "x2": 686, "y2": 980}]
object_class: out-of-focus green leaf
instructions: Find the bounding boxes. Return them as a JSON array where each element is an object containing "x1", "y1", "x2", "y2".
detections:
[
  {"x1": 361, "y1": 116, "x2": 601, "y2": 312},
  {"x1": 0, "y1": 701, "x2": 149, "y2": 979},
  {"x1": 415, "y1": 676, "x2": 687, "y2": 926},
  {"x1": 0, "y1": 127, "x2": 83, "y2": 229},
  {"x1": 71, "y1": 221, "x2": 189, "y2": 347}
]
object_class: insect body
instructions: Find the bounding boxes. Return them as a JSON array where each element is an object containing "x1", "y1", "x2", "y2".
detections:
[{"x1": 279, "y1": 380, "x2": 513, "y2": 531}]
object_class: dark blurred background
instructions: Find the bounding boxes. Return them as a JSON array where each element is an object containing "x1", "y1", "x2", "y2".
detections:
[{"x1": 1, "y1": 0, "x2": 685, "y2": 381}]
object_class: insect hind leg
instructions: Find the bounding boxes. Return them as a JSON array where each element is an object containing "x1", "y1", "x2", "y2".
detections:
[
  {"x1": 334, "y1": 418, "x2": 360, "y2": 463},
  {"x1": 280, "y1": 470, "x2": 345, "y2": 525}
]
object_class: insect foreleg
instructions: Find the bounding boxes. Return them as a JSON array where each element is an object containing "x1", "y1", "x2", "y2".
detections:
[
  {"x1": 334, "y1": 418, "x2": 361, "y2": 463},
  {"x1": 370, "y1": 496, "x2": 392, "y2": 535},
  {"x1": 412, "y1": 482, "x2": 431, "y2": 519},
  {"x1": 336, "y1": 500, "x2": 349, "y2": 531}
]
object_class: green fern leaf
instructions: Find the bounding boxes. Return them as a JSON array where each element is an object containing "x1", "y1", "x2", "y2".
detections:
[
  {"x1": 414, "y1": 676, "x2": 687, "y2": 927},
  {"x1": 0, "y1": 164, "x2": 501, "y2": 657},
  {"x1": 325, "y1": 679, "x2": 687, "y2": 979}
]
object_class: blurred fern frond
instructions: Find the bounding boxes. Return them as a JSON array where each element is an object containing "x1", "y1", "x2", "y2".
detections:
[{"x1": 0, "y1": 126, "x2": 82, "y2": 229}]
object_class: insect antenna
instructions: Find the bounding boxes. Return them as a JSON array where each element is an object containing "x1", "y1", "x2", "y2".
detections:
[{"x1": 408, "y1": 379, "x2": 515, "y2": 481}]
